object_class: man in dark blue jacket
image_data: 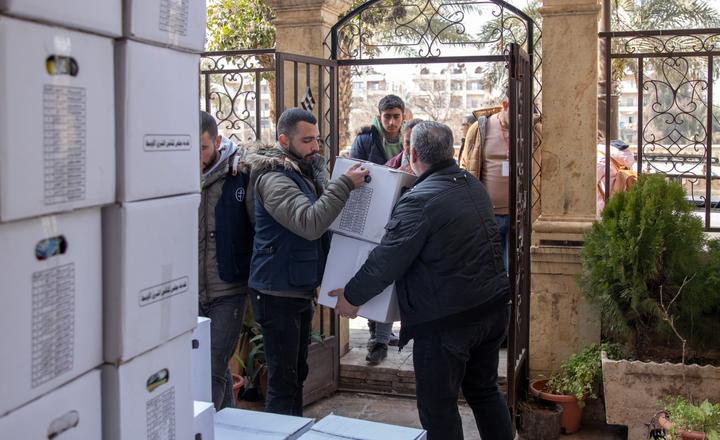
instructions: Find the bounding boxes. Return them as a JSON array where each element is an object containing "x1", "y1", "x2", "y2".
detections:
[
  {"x1": 350, "y1": 94, "x2": 405, "y2": 364},
  {"x1": 331, "y1": 121, "x2": 512, "y2": 440}
]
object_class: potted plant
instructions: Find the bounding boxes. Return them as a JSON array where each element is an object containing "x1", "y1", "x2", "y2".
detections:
[
  {"x1": 655, "y1": 397, "x2": 720, "y2": 440},
  {"x1": 530, "y1": 342, "x2": 623, "y2": 434},
  {"x1": 580, "y1": 174, "x2": 720, "y2": 439},
  {"x1": 239, "y1": 320, "x2": 267, "y2": 402}
]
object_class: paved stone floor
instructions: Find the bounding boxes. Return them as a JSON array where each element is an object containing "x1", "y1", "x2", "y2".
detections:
[
  {"x1": 305, "y1": 391, "x2": 627, "y2": 439},
  {"x1": 239, "y1": 318, "x2": 627, "y2": 439}
]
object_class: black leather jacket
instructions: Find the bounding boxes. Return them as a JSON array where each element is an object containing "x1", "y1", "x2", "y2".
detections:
[{"x1": 344, "y1": 160, "x2": 509, "y2": 343}]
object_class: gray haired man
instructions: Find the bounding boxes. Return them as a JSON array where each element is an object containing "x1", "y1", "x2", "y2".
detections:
[{"x1": 330, "y1": 121, "x2": 512, "y2": 440}]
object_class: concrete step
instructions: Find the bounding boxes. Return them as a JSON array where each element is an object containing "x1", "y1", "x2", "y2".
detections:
[{"x1": 339, "y1": 343, "x2": 508, "y2": 396}]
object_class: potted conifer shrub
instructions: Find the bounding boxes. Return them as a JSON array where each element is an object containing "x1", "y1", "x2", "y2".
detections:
[{"x1": 580, "y1": 174, "x2": 720, "y2": 439}]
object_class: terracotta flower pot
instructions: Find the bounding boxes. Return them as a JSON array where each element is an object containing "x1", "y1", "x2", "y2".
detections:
[
  {"x1": 232, "y1": 373, "x2": 245, "y2": 400},
  {"x1": 530, "y1": 379, "x2": 583, "y2": 434},
  {"x1": 658, "y1": 412, "x2": 707, "y2": 440}
]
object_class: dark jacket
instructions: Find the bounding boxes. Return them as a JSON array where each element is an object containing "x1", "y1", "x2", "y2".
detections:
[
  {"x1": 350, "y1": 125, "x2": 387, "y2": 165},
  {"x1": 199, "y1": 140, "x2": 252, "y2": 303},
  {"x1": 344, "y1": 160, "x2": 509, "y2": 345}
]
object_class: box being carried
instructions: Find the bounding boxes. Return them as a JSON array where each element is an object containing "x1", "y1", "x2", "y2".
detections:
[
  {"x1": 0, "y1": 208, "x2": 102, "y2": 416},
  {"x1": 318, "y1": 234, "x2": 400, "y2": 323},
  {"x1": 214, "y1": 408, "x2": 314, "y2": 440},
  {"x1": 123, "y1": 0, "x2": 206, "y2": 52},
  {"x1": 298, "y1": 414, "x2": 426, "y2": 440},
  {"x1": 0, "y1": 0, "x2": 121, "y2": 36},
  {"x1": 0, "y1": 17, "x2": 115, "y2": 222},
  {"x1": 102, "y1": 333, "x2": 194, "y2": 440},
  {"x1": 329, "y1": 157, "x2": 416, "y2": 244},
  {"x1": 115, "y1": 40, "x2": 200, "y2": 202},
  {"x1": 0, "y1": 369, "x2": 102, "y2": 439},
  {"x1": 102, "y1": 193, "x2": 199, "y2": 363}
]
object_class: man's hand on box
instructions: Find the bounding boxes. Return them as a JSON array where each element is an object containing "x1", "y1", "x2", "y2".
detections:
[
  {"x1": 329, "y1": 288, "x2": 359, "y2": 319},
  {"x1": 343, "y1": 163, "x2": 370, "y2": 189}
]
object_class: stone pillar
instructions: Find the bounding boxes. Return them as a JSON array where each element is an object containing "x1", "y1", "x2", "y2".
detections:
[
  {"x1": 267, "y1": 0, "x2": 353, "y2": 355},
  {"x1": 267, "y1": 0, "x2": 351, "y2": 110},
  {"x1": 531, "y1": 0, "x2": 602, "y2": 377}
]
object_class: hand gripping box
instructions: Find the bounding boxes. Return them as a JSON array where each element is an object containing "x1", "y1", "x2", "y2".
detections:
[
  {"x1": 102, "y1": 332, "x2": 194, "y2": 440},
  {"x1": 318, "y1": 234, "x2": 400, "y2": 324},
  {"x1": 298, "y1": 415, "x2": 426, "y2": 440},
  {"x1": 194, "y1": 400, "x2": 215, "y2": 440},
  {"x1": 123, "y1": 0, "x2": 206, "y2": 52},
  {"x1": 0, "y1": 208, "x2": 102, "y2": 416},
  {"x1": 0, "y1": 17, "x2": 115, "y2": 222},
  {"x1": 103, "y1": 193, "x2": 200, "y2": 363},
  {"x1": 115, "y1": 40, "x2": 200, "y2": 202},
  {"x1": 215, "y1": 408, "x2": 314, "y2": 440},
  {"x1": 329, "y1": 158, "x2": 416, "y2": 244},
  {"x1": 0, "y1": 369, "x2": 102, "y2": 439},
  {"x1": 192, "y1": 316, "x2": 212, "y2": 403},
  {"x1": 0, "y1": 0, "x2": 121, "y2": 36}
]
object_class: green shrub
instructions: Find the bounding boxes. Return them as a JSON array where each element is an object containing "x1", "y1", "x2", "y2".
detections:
[
  {"x1": 664, "y1": 396, "x2": 720, "y2": 439},
  {"x1": 580, "y1": 174, "x2": 720, "y2": 356},
  {"x1": 546, "y1": 342, "x2": 625, "y2": 402}
]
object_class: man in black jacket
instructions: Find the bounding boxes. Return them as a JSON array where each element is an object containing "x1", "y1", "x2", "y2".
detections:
[{"x1": 330, "y1": 121, "x2": 512, "y2": 440}]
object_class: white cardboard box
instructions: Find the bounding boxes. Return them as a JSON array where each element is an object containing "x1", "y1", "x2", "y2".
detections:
[
  {"x1": 192, "y1": 317, "x2": 212, "y2": 403},
  {"x1": 123, "y1": 0, "x2": 206, "y2": 52},
  {"x1": 319, "y1": 234, "x2": 400, "y2": 323},
  {"x1": 0, "y1": 17, "x2": 116, "y2": 222},
  {"x1": 115, "y1": 40, "x2": 200, "y2": 202},
  {"x1": 329, "y1": 158, "x2": 416, "y2": 244},
  {"x1": 102, "y1": 332, "x2": 194, "y2": 440},
  {"x1": 215, "y1": 408, "x2": 314, "y2": 440},
  {"x1": 103, "y1": 193, "x2": 200, "y2": 363},
  {"x1": 0, "y1": 0, "x2": 121, "y2": 36},
  {"x1": 194, "y1": 400, "x2": 215, "y2": 440},
  {"x1": 0, "y1": 208, "x2": 102, "y2": 416},
  {"x1": 298, "y1": 415, "x2": 426, "y2": 440},
  {"x1": 0, "y1": 369, "x2": 102, "y2": 439}
]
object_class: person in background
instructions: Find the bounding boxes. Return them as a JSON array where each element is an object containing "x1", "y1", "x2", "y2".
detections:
[
  {"x1": 198, "y1": 111, "x2": 253, "y2": 410},
  {"x1": 350, "y1": 94, "x2": 406, "y2": 364},
  {"x1": 331, "y1": 121, "x2": 512, "y2": 440},
  {"x1": 457, "y1": 114, "x2": 476, "y2": 162},
  {"x1": 459, "y1": 94, "x2": 510, "y2": 270},
  {"x1": 244, "y1": 108, "x2": 369, "y2": 416},
  {"x1": 386, "y1": 118, "x2": 423, "y2": 174}
]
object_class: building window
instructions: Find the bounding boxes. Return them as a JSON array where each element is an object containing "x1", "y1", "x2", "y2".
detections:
[
  {"x1": 467, "y1": 80, "x2": 482, "y2": 91},
  {"x1": 451, "y1": 80, "x2": 463, "y2": 91},
  {"x1": 352, "y1": 81, "x2": 363, "y2": 91}
]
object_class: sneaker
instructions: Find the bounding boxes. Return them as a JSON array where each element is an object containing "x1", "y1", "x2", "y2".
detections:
[
  {"x1": 366, "y1": 343, "x2": 388, "y2": 365},
  {"x1": 367, "y1": 332, "x2": 399, "y2": 349},
  {"x1": 388, "y1": 332, "x2": 399, "y2": 347}
]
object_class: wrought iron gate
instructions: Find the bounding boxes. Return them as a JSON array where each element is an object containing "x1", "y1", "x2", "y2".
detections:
[{"x1": 507, "y1": 43, "x2": 533, "y2": 430}]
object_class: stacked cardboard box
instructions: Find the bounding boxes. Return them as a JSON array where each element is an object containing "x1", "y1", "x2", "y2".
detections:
[
  {"x1": 298, "y1": 414, "x2": 427, "y2": 440},
  {"x1": 0, "y1": 1, "x2": 207, "y2": 438},
  {"x1": 318, "y1": 158, "x2": 416, "y2": 323}
]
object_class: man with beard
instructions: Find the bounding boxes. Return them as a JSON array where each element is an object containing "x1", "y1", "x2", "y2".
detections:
[{"x1": 244, "y1": 108, "x2": 368, "y2": 416}]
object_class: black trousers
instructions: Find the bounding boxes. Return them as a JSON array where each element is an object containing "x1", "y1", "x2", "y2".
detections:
[
  {"x1": 249, "y1": 290, "x2": 313, "y2": 416},
  {"x1": 412, "y1": 305, "x2": 512, "y2": 440}
]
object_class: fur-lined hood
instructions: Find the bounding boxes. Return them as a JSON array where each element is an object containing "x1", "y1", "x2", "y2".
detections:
[{"x1": 244, "y1": 144, "x2": 302, "y2": 177}]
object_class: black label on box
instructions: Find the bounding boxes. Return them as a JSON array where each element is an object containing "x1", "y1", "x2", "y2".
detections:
[
  {"x1": 138, "y1": 276, "x2": 189, "y2": 307},
  {"x1": 143, "y1": 135, "x2": 191, "y2": 152}
]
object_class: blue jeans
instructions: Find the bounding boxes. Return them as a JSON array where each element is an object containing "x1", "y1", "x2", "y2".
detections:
[
  {"x1": 495, "y1": 215, "x2": 509, "y2": 271},
  {"x1": 249, "y1": 290, "x2": 313, "y2": 416},
  {"x1": 412, "y1": 304, "x2": 512, "y2": 440},
  {"x1": 368, "y1": 320, "x2": 393, "y2": 345},
  {"x1": 199, "y1": 294, "x2": 247, "y2": 410}
]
